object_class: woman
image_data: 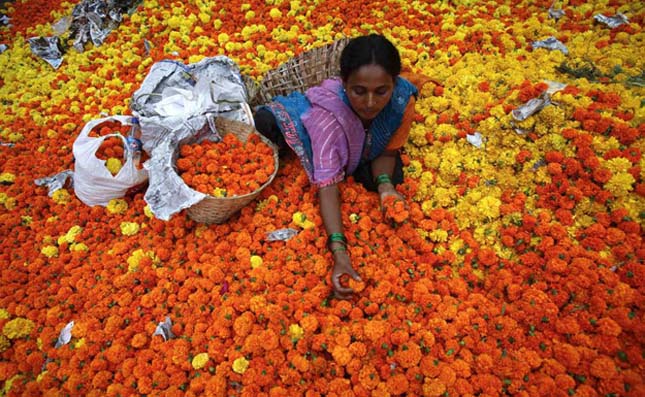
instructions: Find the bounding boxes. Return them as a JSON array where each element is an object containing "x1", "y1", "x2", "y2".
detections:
[{"x1": 254, "y1": 34, "x2": 418, "y2": 299}]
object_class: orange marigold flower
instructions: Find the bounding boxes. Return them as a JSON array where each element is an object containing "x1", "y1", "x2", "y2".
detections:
[
  {"x1": 331, "y1": 345, "x2": 352, "y2": 366},
  {"x1": 385, "y1": 373, "x2": 409, "y2": 395},
  {"x1": 130, "y1": 333, "x2": 148, "y2": 349},
  {"x1": 589, "y1": 355, "x2": 617, "y2": 379}
]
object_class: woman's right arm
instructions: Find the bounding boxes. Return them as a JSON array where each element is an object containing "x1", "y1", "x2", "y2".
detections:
[{"x1": 319, "y1": 183, "x2": 362, "y2": 299}]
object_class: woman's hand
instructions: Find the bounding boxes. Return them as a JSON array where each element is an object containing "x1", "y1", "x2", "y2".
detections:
[
  {"x1": 378, "y1": 181, "x2": 406, "y2": 209},
  {"x1": 331, "y1": 249, "x2": 362, "y2": 300}
]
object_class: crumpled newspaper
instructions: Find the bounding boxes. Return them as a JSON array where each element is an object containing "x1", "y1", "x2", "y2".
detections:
[
  {"x1": 532, "y1": 36, "x2": 568, "y2": 55},
  {"x1": 28, "y1": 36, "x2": 65, "y2": 69},
  {"x1": 512, "y1": 80, "x2": 566, "y2": 123},
  {"x1": 548, "y1": 4, "x2": 565, "y2": 20},
  {"x1": 55, "y1": 321, "x2": 75, "y2": 348},
  {"x1": 512, "y1": 92, "x2": 552, "y2": 122},
  {"x1": 68, "y1": 0, "x2": 141, "y2": 52},
  {"x1": 143, "y1": 132, "x2": 208, "y2": 221},
  {"x1": 153, "y1": 316, "x2": 174, "y2": 341},
  {"x1": 34, "y1": 170, "x2": 74, "y2": 196},
  {"x1": 131, "y1": 56, "x2": 252, "y2": 154},
  {"x1": 266, "y1": 228, "x2": 299, "y2": 241},
  {"x1": 594, "y1": 13, "x2": 629, "y2": 28}
]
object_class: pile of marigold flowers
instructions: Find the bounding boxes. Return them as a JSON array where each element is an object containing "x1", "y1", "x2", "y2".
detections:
[
  {"x1": 0, "y1": 0, "x2": 643, "y2": 396},
  {"x1": 177, "y1": 133, "x2": 275, "y2": 197}
]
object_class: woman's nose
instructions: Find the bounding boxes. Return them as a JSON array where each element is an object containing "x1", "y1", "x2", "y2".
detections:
[{"x1": 366, "y1": 93, "x2": 375, "y2": 108}]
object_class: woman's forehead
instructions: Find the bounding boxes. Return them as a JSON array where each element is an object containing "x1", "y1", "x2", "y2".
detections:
[{"x1": 345, "y1": 64, "x2": 394, "y2": 87}]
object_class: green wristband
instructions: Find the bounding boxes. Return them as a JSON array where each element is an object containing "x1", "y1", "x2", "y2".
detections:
[
  {"x1": 327, "y1": 232, "x2": 347, "y2": 249},
  {"x1": 375, "y1": 173, "x2": 392, "y2": 185}
]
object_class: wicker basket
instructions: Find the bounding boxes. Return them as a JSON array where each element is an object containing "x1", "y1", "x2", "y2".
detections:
[
  {"x1": 185, "y1": 117, "x2": 279, "y2": 224},
  {"x1": 247, "y1": 37, "x2": 350, "y2": 107}
]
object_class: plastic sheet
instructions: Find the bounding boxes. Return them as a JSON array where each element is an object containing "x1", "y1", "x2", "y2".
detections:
[
  {"x1": 27, "y1": 36, "x2": 64, "y2": 69},
  {"x1": 548, "y1": 6, "x2": 565, "y2": 21},
  {"x1": 531, "y1": 36, "x2": 568, "y2": 55},
  {"x1": 34, "y1": 170, "x2": 74, "y2": 197},
  {"x1": 466, "y1": 132, "x2": 484, "y2": 148},
  {"x1": 594, "y1": 13, "x2": 629, "y2": 28},
  {"x1": 266, "y1": 228, "x2": 299, "y2": 241},
  {"x1": 68, "y1": 0, "x2": 141, "y2": 52},
  {"x1": 55, "y1": 321, "x2": 74, "y2": 348},
  {"x1": 0, "y1": 44, "x2": 7, "y2": 54},
  {"x1": 153, "y1": 316, "x2": 174, "y2": 341}
]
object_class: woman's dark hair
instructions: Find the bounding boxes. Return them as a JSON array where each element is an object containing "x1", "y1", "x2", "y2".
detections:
[{"x1": 339, "y1": 34, "x2": 401, "y2": 81}]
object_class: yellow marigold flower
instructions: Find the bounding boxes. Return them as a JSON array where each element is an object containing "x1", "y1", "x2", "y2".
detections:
[
  {"x1": 349, "y1": 213, "x2": 360, "y2": 224},
  {"x1": 127, "y1": 249, "x2": 158, "y2": 272},
  {"x1": 604, "y1": 173, "x2": 635, "y2": 198},
  {"x1": 8, "y1": 132, "x2": 23, "y2": 142},
  {"x1": 70, "y1": 243, "x2": 88, "y2": 252},
  {"x1": 0, "y1": 309, "x2": 8, "y2": 319},
  {"x1": 3, "y1": 318, "x2": 34, "y2": 339},
  {"x1": 41, "y1": 245, "x2": 59, "y2": 258},
  {"x1": 144, "y1": 205, "x2": 154, "y2": 218},
  {"x1": 429, "y1": 229, "x2": 448, "y2": 243},
  {"x1": 0, "y1": 172, "x2": 15, "y2": 184},
  {"x1": 120, "y1": 222, "x2": 140, "y2": 236},
  {"x1": 269, "y1": 8, "x2": 282, "y2": 19},
  {"x1": 52, "y1": 189, "x2": 71, "y2": 205},
  {"x1": 198, "y1": 12, "x2": 211, "y2": 23},
  {"x1": 106, "y1": 157, "x2": 123, "y2": 175},
  {"x1": 604, "y1": 157, "x2": 632, "y2": 174},
  {"x1": 232, "y1": 356, "x2": 249, "y2": 374},
  {"x1": 192, "y1": 352, "x2": 209, "y2": 370},
  {"x1": 107, "y1": 198, "x2": 128, "y2": 215},
  {"x1": 250, "y1": 255, "x2": 263, "y2": 269},
  {"x1": 58, "y1": 225, "x2": 82, "y2": 245},
  {"x1": 405, "y1": 160, "x2": 423, "y2": 178},
  {"x1": 36, "y1": 370, "x2": 47, "y2": 382},
  {"x1": 217, "y1": 32, "x2": 230, "y2": 44},
  {"x1": 289, "y1": 324, "x2": 304, "y2": 341},
  {"x1": 74, "y1": 338, "x2": 86, "y2": 349},
  {"x1": 472, "y1": 269, "x2": 485, "y2": 280},
  {"x1": 0, "y1": 335, "x2": 10, "y2": 352},
  {"x1": 212, "y1": 187, "x2": 227, "y2": 197},
  {"x1": 477, "y1": 196, "x2": 501, "y2": 219},
  {"x1": 292, "y1": 212, "x2": 315, "y2": 229}
]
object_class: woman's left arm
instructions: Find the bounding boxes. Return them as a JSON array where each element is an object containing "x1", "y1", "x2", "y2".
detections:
[{"x1": 372, "y1": 96, "x2": 417, "y2": 202}]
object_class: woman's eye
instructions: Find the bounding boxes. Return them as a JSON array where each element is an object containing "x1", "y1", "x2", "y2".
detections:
[
  {"x1": 376, "y1": 89, "x2": 390, "y2": 96},
  {"x1": 351, "y1": 88, "x2": 366, "y2": 95}
]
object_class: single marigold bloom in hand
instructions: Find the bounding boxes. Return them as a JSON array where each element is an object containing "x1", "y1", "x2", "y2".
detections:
[{"x1": 382, "y1": 195, "x2": 409, "y2": 224}]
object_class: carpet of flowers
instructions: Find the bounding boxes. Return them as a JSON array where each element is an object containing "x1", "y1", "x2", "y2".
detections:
[{"x1": 0, "y1": 0, "x2": 643, "y2": 396}]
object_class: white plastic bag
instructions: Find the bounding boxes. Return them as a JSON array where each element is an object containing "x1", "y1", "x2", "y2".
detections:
[{"x1": 72, "y1": 115, "x2": 148, "y2": 206}]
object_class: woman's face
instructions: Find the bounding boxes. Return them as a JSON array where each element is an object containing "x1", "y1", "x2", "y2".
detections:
[{"x1": 343, "y1": 64, "x2": 395, "y2": 123}]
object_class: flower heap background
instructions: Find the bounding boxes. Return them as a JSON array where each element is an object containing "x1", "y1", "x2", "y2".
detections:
[{"x1": 0, "y1": 0, "x2": 644, "y2": 396}]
